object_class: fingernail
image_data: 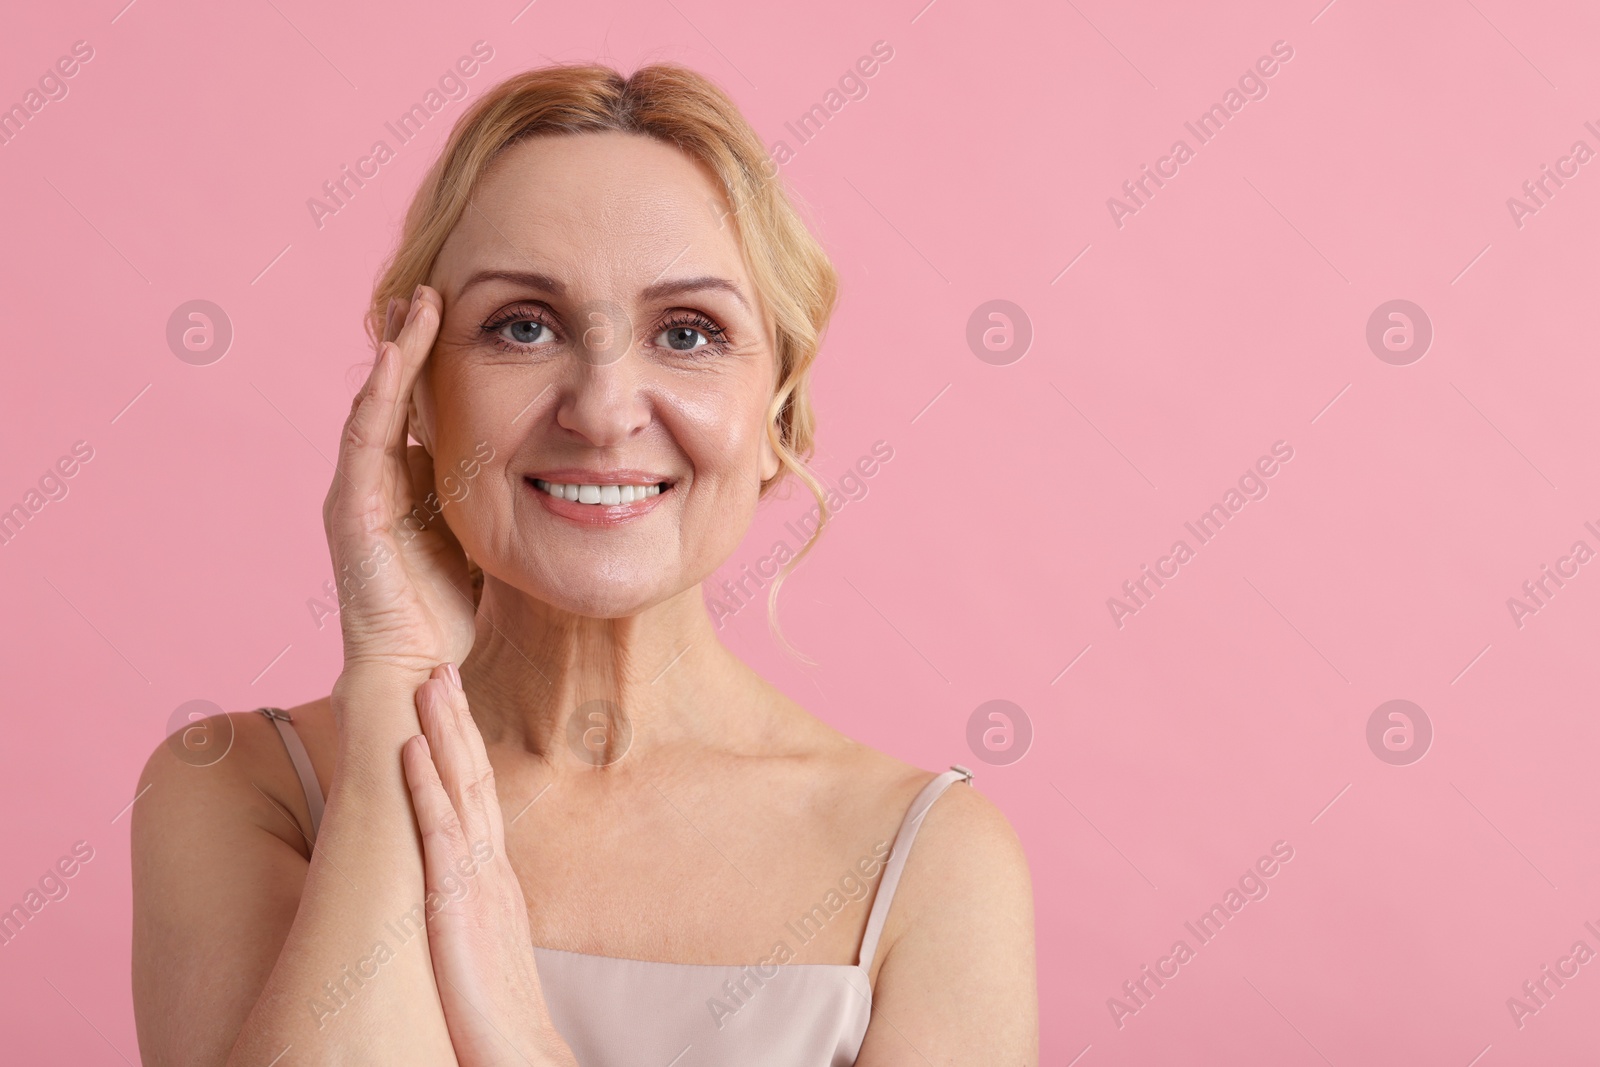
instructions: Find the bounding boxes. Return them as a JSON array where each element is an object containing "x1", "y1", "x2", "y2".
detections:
[
  {"x1": 413, "y1": 284, "x2": 425, "y2": 303},
  {"x1": 406, "y1": 297, "x2": 422, "y2": 325},
  {"x1": 444, "y1": 662, "x2": 461, "y2": 689},
  {"x1": 417, "y1": 734, "x2": 430, "y2": 755}
]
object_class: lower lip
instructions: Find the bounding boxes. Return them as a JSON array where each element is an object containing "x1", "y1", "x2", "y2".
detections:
[{"x1": 526, "y1": 479, "x2": 672, "y2": 526}]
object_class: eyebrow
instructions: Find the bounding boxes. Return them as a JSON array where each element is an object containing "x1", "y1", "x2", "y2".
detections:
[
  {"x1": 456, "y1": 269, "x2": 751, "y2": 313},
  {"x1": 457, "y1": 269, "x2": 566, "y2": 299},
  {"x1": 642, "y1": 276, "x2": 751, "y2": 314}
]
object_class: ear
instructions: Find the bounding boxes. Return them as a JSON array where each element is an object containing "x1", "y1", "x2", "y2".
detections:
[
  {"x1": 759, "y1": 417, "x2": 782, "y2": 484},
  {"x1": 407, "y1": 367, "x2": 437, "y2": 455}
]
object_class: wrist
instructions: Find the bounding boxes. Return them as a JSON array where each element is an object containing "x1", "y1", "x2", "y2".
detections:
[
  {"x1": 338, "y1": 653, "x2": 449, "y2": 689},
  {"x1": 333, "y1": 661, "x2": 439, "y2": 700},
  {"x1": 331, "y1": 663, "x2": 440, "y2": 758}
]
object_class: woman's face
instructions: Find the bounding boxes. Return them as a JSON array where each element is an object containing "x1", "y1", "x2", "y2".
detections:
[{"x1": 418, "y1": 130, "x2": 781, "y2": 618}]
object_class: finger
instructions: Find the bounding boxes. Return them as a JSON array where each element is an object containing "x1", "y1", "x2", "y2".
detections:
[
  {"x1": 440, "y1": 666, "x2": 505, "y2": 852},
  {"x1": 402, "y1": 734, "x2": 504, "y2": 932},
  {"x1": 398, "y1": 445, "x2": 479, "y2": 614},
  {"x1": 399, "y1": 444, "x2": 467, "y2": 541},
  {"x1": 393, "y1": 444, "x2": 437, "y2": 547},
  {"x1": 433, "y1": 670, "x2": 504, "y2": 853},
  {"x1": 327, "y1": 286, "x2": 441, "y2": 535},
  {"x1": 401, "y1": 445, "x2": 442, "y2": 539},
  {"x1": 383, "y1": 295, "x2": 403, "y2": 345},
  {"x1": 326, "y1": 342, "x2": 402, "y2": 542},
  {"x1": 415, "y1": 669, "x2": 500, "y2": 850},
  {"x1": 401, "y1": 733, "x2": 475, "y2": 898},
  {"x1": 383, "y1": 285, "x2": 442, "y2": 464},
  {"x1": 442, "y1": 669, "x2": 506, "y2": 849}
]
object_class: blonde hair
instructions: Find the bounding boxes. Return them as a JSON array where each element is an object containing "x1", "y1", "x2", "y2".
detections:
[{"x1": 366, "y1": 63, "x2": 838, "y2": 658}]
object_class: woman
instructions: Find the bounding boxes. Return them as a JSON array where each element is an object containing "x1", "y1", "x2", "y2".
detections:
[{"x1": 132, "y1": 63, "x2": 1037, "y2": 1066}]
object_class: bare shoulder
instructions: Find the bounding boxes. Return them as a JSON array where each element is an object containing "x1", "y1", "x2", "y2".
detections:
[
  {"x1": 849, "y1": 756, "x2": 1039, "y2": 1063},
  {"x1": 784, "y1": 710, "x2": 1038, "y2": 1061},
  {"x1": 881, "y1": 766, "x2": 1034, "y2": 951},
  {"x1": 131, "y1": 695, "x2": 337, "y2": 1063},
  {"x1": 788, "y1": 707, "x2": 1021, "y2": 851},
  {"x1": 133, "y1": 696, "x2": 335, "y2": 859},
  {"x1": 778, "y1": 703, "x2": 1033, "y2": 941}
]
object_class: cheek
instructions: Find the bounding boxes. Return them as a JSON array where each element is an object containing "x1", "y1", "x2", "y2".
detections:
[{"x1": 655, "y1": 373, "x2": 771, "y2": 481}]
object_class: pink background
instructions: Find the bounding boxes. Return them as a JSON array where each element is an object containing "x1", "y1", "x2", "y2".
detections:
[{"x1": 3, "y1": 0, "x2": 1599, "y2": 1062}]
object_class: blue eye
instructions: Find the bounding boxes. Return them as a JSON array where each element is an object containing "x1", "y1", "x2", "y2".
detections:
[
  {"x1": 503, "y1": 319, "x2": 551, "y2": 345},
  {"x1": 481, "y1": 306, "x2": 559, "y2": 352},
  {"x1": 653, "y1": 313, "x2": 728, "y2": 354},
  {"x1": 658, "y1": 325, "x2": 708, "y2": 351}
]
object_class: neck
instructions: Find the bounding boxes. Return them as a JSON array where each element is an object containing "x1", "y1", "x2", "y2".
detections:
[{"x1": 460, "y1": 576, "x2": 747, "y2": 773}]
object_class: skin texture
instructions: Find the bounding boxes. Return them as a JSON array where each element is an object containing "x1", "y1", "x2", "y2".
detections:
[{"x1": 132, "y1": 130, "x2": 1038, "y2": 1066}]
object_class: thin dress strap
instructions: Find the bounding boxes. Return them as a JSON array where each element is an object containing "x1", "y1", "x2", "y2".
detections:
[
  {"x1": 258, "y1": 708, "x2": 324, "y2": 846},
  {"x1": 856, "y1": 764, "x2": 974, "y2": 973}
]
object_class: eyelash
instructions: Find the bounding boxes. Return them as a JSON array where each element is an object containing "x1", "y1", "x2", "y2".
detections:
[{"x1": 479, "y1": 304, "x2": 730, "y2": 356}]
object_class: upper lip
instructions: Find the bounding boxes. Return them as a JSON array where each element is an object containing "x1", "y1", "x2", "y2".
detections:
[{"x1": 526, "y1": 468, "x2": 676, "y2": 486}]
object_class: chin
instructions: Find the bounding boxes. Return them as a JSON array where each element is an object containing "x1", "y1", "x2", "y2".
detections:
[
  {"x1": 544, "y1": 586, "x2": 675, "y2": 620},
  {"x1": 490, "y1": 557, "x2": 688, "y2": 621}
]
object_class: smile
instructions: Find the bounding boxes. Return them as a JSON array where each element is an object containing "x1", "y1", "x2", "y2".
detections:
[{"x1": 530, "y1": 479, "x2": 669, "y2": 505}]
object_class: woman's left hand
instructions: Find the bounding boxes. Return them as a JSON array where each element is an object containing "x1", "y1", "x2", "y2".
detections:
[{"x1": 402, "y1": 663, "x2": 578, "y2": 1067}]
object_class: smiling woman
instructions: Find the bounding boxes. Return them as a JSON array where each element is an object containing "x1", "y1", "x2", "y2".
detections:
[{"x1": 131, "y1": 62, "x2": 1037, "y2": 1067}]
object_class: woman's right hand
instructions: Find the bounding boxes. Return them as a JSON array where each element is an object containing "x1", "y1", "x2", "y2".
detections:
[{"x1": 323, "y1": 285, "x2": 477, "y2": 691}]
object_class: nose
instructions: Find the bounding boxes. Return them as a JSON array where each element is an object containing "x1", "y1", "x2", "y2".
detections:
[{"x1": 554, "y1": 350, "x2": 651, "y2": 448}]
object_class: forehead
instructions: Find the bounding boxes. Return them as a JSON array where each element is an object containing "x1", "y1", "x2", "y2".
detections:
[{"x1": 433, "y1": 130, "x2": 748, "y2": 298}]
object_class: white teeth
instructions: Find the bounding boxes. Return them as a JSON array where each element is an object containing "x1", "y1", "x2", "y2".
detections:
[{"x1": 533, "y1": 479, "x2": 664, "y2": 505}]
